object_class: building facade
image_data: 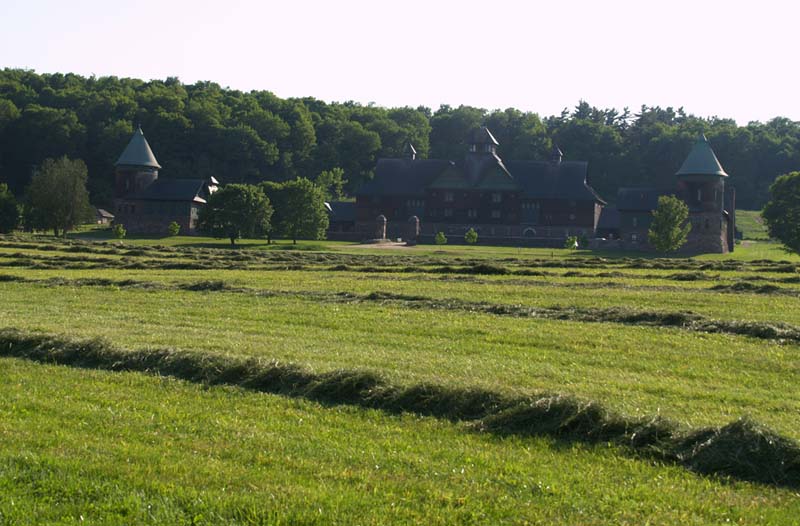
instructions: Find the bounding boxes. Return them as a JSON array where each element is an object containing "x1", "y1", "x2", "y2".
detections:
[
  {"x1": 330, "y1": 127, "x2": 606, "y2": 245},
  {"x1": 112, "y1": 127, "x2": 218, "y2": 235}
]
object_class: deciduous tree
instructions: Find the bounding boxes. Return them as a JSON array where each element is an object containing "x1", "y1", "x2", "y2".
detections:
[
  {"x1": 26, "y1": 156, "x2": 92, "y2": 236},
  {"x1": 648, "y1": 195, "x2": 691, "y2": 253},
  {"x1": 261, "y1": 178, "x2": 328, "y2": 244},
  {"x1": 0, "y1": 184, "x2": 20, "y2": 233},
  {"x1": 198, "y1": 184, "x2": 272, "y2": 246},
  {"x1": 762, "y1": 172, "x2": 800, "y2": 254}
]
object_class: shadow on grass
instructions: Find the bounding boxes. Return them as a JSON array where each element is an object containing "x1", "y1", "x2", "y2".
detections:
[{"x1": 1, "y1": 328, "x2": 798, "y2": 490}]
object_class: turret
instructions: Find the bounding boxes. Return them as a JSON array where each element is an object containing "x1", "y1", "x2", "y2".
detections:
[
  {"x1": 467, "y1": 126, "x2": 499, "y2": 155},
  {"x1": 550, "y1": 144, "x2": 563, "y2": 164},
  {"x1": 676, "y1": 133, "x2": 728, "y2": 212},
  {"x1": 114, "y1": 126, "x2": 161, "y2": 198},
  {"x1": 403, "y1": 142, "x2": 417, "y2": 161}
]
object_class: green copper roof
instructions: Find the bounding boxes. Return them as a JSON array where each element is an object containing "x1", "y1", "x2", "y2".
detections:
[
  {"x1": 115, "y1": 126, "x2": 161, "y2": 169},
  {"x1": 676, "y1": 133, "x2": 728, "y2": 177}
]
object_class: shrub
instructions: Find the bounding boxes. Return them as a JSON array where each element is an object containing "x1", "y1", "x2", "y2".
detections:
[
  {"x1": 168, "y1": 221, "x2": 181, "y2": 236},
  {"x1": 564, "y1": 236, "x2": 579, "y2": 249},
  {"x1": 112, "y1": 224, "x2": 126, "y2": 239},
  {"x1": 435, "y1": 231, "x2": 447, "y2": 245},
  {"x1": 464, "y1": 228, "x2": 478, "y2": 244}
]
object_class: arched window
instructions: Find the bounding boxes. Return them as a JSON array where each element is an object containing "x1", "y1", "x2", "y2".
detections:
[{"x1": 523, "y1": 228, "x2": 536, "y2": 237}]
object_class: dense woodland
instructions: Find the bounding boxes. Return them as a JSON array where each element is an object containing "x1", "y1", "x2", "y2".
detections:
[{"x1": 0, "y1": 69, "x2": 798, "y2": 209}]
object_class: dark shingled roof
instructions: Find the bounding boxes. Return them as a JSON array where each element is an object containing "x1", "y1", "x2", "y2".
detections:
[
  {"x1": 327, "y1": 201, "x2": 356, "y2": 222},
  {"x1": 358, "y1": 158, "x2": 604, "y2": 203},
  {"x1": 470, "y1": 126, "x2": 499, "y2": 145},
  {"x1": 596, "y1": 206, "x2": 620, "y2": 230},
  {"x1": 505, "y1": 160, "x2": 604, "y2": 202},
  {"x1": 616, "y1": 187, "x2": 673, "y2": 211},
  {"x1": 116, "y1": 127, "x2": 161, "y2": 169},
  {"x1": 357, "y1": 159, "x2": 452, "y2": 196},
  {"x1": 128, "y1": 178, "x2": 209, "y2": 203}
]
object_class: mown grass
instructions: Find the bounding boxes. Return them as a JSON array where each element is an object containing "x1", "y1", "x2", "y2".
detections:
[
  {"x1": 2, "y1": 358, "x2": 799, "y2": 525},
  {"x1": 1, "y1": 282, "x2": 798, "y2": 440},
  {"x1": 736, "y1": 210, "x2": 770, "y2": 241},
  {"x1": 2, "y1": 235, "x2": 800, "y2": 523}
]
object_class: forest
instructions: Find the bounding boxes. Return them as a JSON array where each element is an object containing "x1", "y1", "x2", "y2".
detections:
[{"x1": 0, "y1": 68, "x2": 798, "y2": 209}]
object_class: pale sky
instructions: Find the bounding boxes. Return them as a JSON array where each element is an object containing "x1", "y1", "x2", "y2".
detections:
[{"x1": 1, "y1": 0, "x2": 798, "y2": 124}]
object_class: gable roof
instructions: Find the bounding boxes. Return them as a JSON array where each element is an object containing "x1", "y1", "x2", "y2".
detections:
[
  {"x1": 469, "y1": 126, "x2": 499, "y2": 145},
  {"x1": 357, "y1": 159, "x2": 452, "y2": 196},
  {"x1": 358, "y1": 157, "x2": 604, "y2": 203},
  {"x1": 128, "y1": 178, "x2": 208, "y2": 203},
  {"x1": 616, "y1": 187, "x2": 673, "y2": 211},
  {"x1": 505, "y1": 160, "x2": 603, "y2": 202},
  {"x1": 116, "y1": 126, "x2": 161, "y2": 169},
  {"x1": 327, "y1": 201, "x2": 356, "y2": 222},
  {"x1": 676, "y1": 134, "x2": 728, "y2": 177}
]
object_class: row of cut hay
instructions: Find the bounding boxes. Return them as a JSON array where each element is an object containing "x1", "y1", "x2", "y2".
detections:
[
  {"x1": 1, "y1": 327, "x2": 798, "y2": 489},
  {"x1": 3, "y1": 235, "x2": 799, "y2": 273},
  {"x1": 4, "y1": 274, "x2": 800, "y2": 343}
]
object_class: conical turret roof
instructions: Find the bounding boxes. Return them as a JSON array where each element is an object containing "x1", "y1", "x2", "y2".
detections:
[
  {"x1": 676, "y1": 133, "x2": 727, "y2": 177},
  {"x1": 115, "y1": 126, "x2": 161, "y2": 169}
]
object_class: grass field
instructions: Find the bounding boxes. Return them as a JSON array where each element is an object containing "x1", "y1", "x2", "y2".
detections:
[{"x1": 1, "y1": 235, "x2": 799, "y2": 524}]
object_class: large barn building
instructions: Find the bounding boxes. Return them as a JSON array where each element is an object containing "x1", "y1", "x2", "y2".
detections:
[
  {"x1": 328, "y1": 127, "x2": 606, "y2": 245},
  {"x1": 112, "y1": 127, "x2": 218, "y2": 235}
]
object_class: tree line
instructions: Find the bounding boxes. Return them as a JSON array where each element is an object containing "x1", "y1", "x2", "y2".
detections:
[{"x1": 1, "y1": 69, "x2": 798, "y2": 209}]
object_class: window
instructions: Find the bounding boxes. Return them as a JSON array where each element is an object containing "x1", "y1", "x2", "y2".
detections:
[
  {"x1": 631, "y1": 233, "x2": 638, "y2": 243},
  {"x1": 491, "y1": 193, "x2": 502, "y2": 203},
  {"x1": 569, "y1": 200, "x2": 577, "y2": 208},
  {"x1": 697, "y1": 189, "x2": 702, "y2": 202},
  {"x1": 632, "y1": 217, "x2": 638, "y2": 227},
  {"x1": 569, "y1": 213, "x2": 576, "y2": 221},
  {"x1": 444, "y1": 208, "x2": 453, "y2": 218},
  {"x1": 444, "y1": 191, "x2": 454, "y2": 203},
  {"x1": 491, "y1": 210, "x2": 501, "y2": 219},
  {"x1": 467, "y1": 209, "x2": 478, "y2": 218}
]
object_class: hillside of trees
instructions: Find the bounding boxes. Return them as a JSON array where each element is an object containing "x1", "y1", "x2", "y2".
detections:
[{"x1": 0, "y1": 69, "x2": 798, "y2": 209}]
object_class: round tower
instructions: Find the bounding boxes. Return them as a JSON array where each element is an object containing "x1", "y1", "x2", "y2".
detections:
[
  {"x1": 676, "y1": 133, "x2": 730, "y2": 253},
  {"x1": 114, "y1": 126, "x2": 161, "y2": 198},
  {"x1": 676, "y1": 133, "x2": 727, "y2": 212}
]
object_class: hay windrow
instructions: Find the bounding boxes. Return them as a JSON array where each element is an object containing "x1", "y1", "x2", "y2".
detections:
[
  {"x1": 1, "y1": 327, "x2": 798, "y2": 489},
  {"x1": 3, "y1": 273, "x2": 800, "y2": 344}
]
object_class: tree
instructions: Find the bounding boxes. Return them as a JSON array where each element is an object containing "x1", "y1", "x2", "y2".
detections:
[
  {"x1": 112, "y1": 223, "x2": 126, "y2": 239},
  {"x1": 26, "y1": 156, "x2": 93, "y2": 236},
  {"x1": 0, "y1": 184, "x2": 20, "y2": 233},
  {"x1": 434, "y1": 231, "x2": 447, "y2": 245},
  {"x1": 261, "y1": 178, "x2": 328, "y2": 244},
  {"x1": 198, "y1": 184, "x2": 273, "y2": 246},
  {"x1": 168, "y1": 221, "x2": 181, "y2": 236},
  {"x1": 762, "y1": 172, "x2": 800, "y2": 253},
  {"x1": 648, "y1": 195, "x2": 691, "y2": 253},
  {"x1": 316, "y1": 167, "x2": 347, "y2": 201},
  {"x1": 464, "y1": 228, "x2": 478, "y2": 244}
]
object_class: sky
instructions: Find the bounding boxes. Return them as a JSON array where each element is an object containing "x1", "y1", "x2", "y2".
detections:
[{"x1": 1, "y1": 0, "x2": 798, "y2": 124}]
